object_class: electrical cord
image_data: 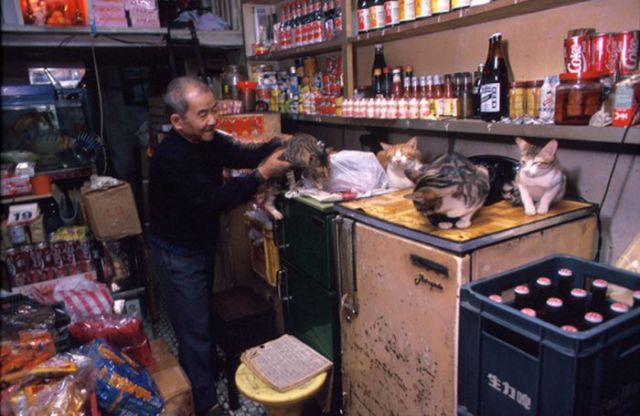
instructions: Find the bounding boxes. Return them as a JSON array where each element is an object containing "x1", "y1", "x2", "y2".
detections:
[
  {"x1": 90, "y1": 39, "x2": 108, "y2": 175},
  {"x1": 26, "y1": 35, "x2": 76, "y2": 56},
  {"x1": 101, "y1": 34, "x2": 165, "y2": 45},
  {"x1": 593, "y1": 104, "x2": 640, "y2": 262}
]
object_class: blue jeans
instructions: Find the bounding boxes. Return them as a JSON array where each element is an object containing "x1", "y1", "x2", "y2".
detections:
[{"x1": 150, "y1": 239, "x2": 217, "y2": 414}]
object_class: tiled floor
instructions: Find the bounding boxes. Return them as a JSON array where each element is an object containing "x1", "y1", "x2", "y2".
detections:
[{"x1": 152, "y1": 296, "x2": 266, "y2": 416}]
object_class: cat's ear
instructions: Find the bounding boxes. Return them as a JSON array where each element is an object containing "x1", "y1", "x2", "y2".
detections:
[
  {"x1": 515, "y1": 137, "x2": 530, "y2": 151},
  {"x1": 540, "y1": 139, "x2": 558, "y2": 158},
  {"x1": 407, "y1": 136, "x2": 418, "y2": 149},
  {"x1": 380, "y1": 142, "x2": 391, "y2": 150}
]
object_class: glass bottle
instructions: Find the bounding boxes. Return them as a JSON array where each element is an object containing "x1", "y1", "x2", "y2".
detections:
[
  {"x1": 513, "y1": 284, "x2": 531, "y2": 310},
  {"x1": 334, "y1": 0, "x2": 343, "y2": 33},
  {"x1": 372, "y1": 44, "x2": 387, "y2": 89},
  {"x1": 403, "y1": 75, "x2": 412, "y2": 99},
  {"x1": 391, "y1": 68, "x2": 403, "y2": 98},
  {"x1": 433, "y1": 74, "x2": 445, "y2": 116},
  {"x1": 373, "y1": 68, "x2": 384, "y2": 97},
  {"x1": 443, "y1": 74, "x2": 455, "y2": 117},
  {"x1": 554, "y1": 71, "x2": 603, "y2": 125},
  {"x1": 472, "y1": 63, "x2": 484, "y2": 117},
  {"x1": 357, "y1": 0, "x2": 371, "y2": 33},
  {"x1": 589, "y1": 279, "x2": 609, "y2": 315},
  {"x1": 370, "y1": 0, "x2": 385, "y2": 30},
  {"x1": 457, "y1": 72, "x2": 474, "y2": 119},
  {"x1": 480, "y1": 33, "x2": 510, "y2": 121},
  {"x1": 382, "y1": 67, "x2": 392, "y2": 98},
  {"x1": 384, "y1": 0, "x2": 399, "y2": 27}
]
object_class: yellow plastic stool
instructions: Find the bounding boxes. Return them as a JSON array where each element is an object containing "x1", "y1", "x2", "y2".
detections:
[{"x1": 235, "y1": 363, "x2": 328, "y2": 416}]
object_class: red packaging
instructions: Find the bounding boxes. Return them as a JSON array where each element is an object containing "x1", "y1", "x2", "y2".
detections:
[
  {"x1": 35, "y1": 242, "x2": 54, "y2": 268},
  {"x1": 564, "y1": 35, "x2": 590, "y2": 73},
  {"x1": 29, "y1": 269, "x2": 44, "y2": 284},
  {"x1": 73, "y1": 240, "x2": 92, "y2": 262},
  {"x1": 590, "y1": 32, "x2": 616, "y2": 74},
  {"x1": 12, "y1": 272, "x2": 28, "y2": 287},
  {"x1": 616, "y1": 30, "x2": 640, "y2": 75},
  {"x1": 51, "y1": 242, "x2": 65, "y2": 267},
  {"x1": 42, "y1": 267, "x2": 57, "y2": 281}
]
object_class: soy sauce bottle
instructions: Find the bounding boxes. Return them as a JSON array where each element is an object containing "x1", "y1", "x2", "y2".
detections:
[{"x1": 480, "y1": 33, "x2": 510, "y2": 121}]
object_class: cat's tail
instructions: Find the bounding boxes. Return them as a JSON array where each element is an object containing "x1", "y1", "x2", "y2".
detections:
[{"x1": 501, "y1": 181, "x2": 522, "y2": 205}]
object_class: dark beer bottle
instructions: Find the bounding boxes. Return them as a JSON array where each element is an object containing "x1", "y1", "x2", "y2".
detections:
[
  {"x1": 521, "y1": 307, "x2": 537, "y2": 318},
  {"x1": 480, "y1": 33, "x2": 510, "y2": 121},
  {"x1": 567, "y1": 288, "x2": 588, "y2": 326},
  {"x1": 556, "y1": 267, "x2": 574, "y2": 298},
  {"x1": 382, "y1": 67, "x2": 392, "y2": 97},
  {"x1": 514, "y1": 284, "x2": 531, "y2": 309},
  {"x1": 533, "y1": 276, "x2": 553, "y2": 309},
  {"x1": 608, "y1": 302, "x2": 630, "y2": 320},
  {"x1": 633, "y1": 290, "x2": 640, "y2": 308},
  {"x1": 590, "y1": 278, "x2": 609, "y2": 314},
  {"x1": 582, "y1": 311, "x2": 603, "y2": 331},
  {"x1": 357, "y1": 0, "x2": 371, "y2": 33},
  {"x1": 372, "y1": 43, "x2": 386, "y2": 90},
  {"x1": 543, "y1": 297, "x2": 564, "y2": 325},
  {"x1": 489, "y1": 294, "x2": 503, "y2": 303}
]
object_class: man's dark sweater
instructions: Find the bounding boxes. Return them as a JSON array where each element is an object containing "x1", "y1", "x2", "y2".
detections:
[{"x1": 149, "y1": 128, "x2": 280, "y2": 251}]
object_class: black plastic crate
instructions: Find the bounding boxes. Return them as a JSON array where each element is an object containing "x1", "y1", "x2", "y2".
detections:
[{"x1": 458, "y1": 255, "x2": 640, "y2": 416}]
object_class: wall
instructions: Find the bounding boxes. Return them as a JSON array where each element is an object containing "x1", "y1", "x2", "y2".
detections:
[{"x1": 355, "y1": 0, "x2": 640, "y2": 84}]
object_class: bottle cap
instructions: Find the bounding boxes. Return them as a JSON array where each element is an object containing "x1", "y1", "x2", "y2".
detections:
[
  {"x1": 610, "y1": 302, "x2": 630, "y2": 314},
  {"x1": 489, "y1": 294, "x2": 503, "y2": 303},
  {"x1": 584, "y1": 312, "x2": 603, "y2": 324},
  {"x1": 405, "y1": 65, "x2": 413, "y2": 72},
  {"x1": 383, "y1": 67, "x2": 391, "y2": 73},
  {"x1": 546, "y1": 297, "x2": 563, "y2": 308},
  {"x1": 558, "y1": 268, "x2": 573, "y2": 277},
  {"x1": 490, "y1": 32, "x2": 502, "y2": 39},
  {"x1": 521, "y1": 308, "x2": 537, "y2": 317},
  {"x1": 592, "y1": 279, "x2": 609, "y2": 289},
  {"x1": 515, "y1": 285, "x2": 530, "y2": 295},
  {"x1": 375, "y1": 43, "x2": 383, "y2": 49},
  {"x1": 536, "y1": 277, "x2": 552, "y2": 287},
  {"x1": 570, "y1": 288, "x2": 588, "y2": 298},
  {"x1": 561, "y1": 325, "x2": 578, "y2": 333}
]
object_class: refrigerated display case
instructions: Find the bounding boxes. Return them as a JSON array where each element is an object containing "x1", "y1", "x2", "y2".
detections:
[{"x1": 333, "y1": 190, "x2": 598, "y2": 416}]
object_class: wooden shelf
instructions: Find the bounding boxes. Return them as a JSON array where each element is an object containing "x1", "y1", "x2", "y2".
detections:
[
  {"x1": 282, "y1": 114, "x2": 640, "y2": 145},
  {"x1": 349, "y1": 0, "x2": 589, "y2": 47},
  {"x1": 0, "y1": 24, "x2": 243, "y2": 48},
  {"x1": 247, "y1": 34, "x2": 344, "y2": 61},
  {"x1": 1, "y1": 193, "x2": 52, "y2": 205}
]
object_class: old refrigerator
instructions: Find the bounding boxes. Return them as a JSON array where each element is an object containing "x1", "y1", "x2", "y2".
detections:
[{"x1": 333, "y1": 191, "x2": 597, "y2": 416}]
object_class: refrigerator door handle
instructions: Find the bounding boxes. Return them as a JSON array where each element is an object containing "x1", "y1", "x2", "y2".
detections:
[
  {"x1": 410, "y1": 254, "x2": 450, "y2": 278},
  {"x1": 333, "y1": 216, "x2": 358, "y2": 322}
]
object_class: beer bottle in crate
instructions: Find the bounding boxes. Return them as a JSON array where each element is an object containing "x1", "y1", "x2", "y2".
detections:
[
  {"x1": 543, "y1": 297, "x2": 564, "y2": 326},
  {"x1": 556, "y1": 267, "x2": 574, "y2": 298},
  {"x1": 608, "y1": 302, "x2": 630, "y2": 320},
  {"x1": 582, "y1": 311, "x2": 604, "y2": 331},
  {"x1": 567, "y1": 288, "x2": 588, "y2": 326},
  {"x1": 513, "y1": 284, "x2": 531, "y2": 309},
  {"x1": 532, "y1": 276, "x2": 553, "y2": 309},
  {"x1": 633, "y1": 290, "x2": 640, "y2": 308},
  {"x1": 590, "y1": 278, "x2": 609, "y2": 315}
]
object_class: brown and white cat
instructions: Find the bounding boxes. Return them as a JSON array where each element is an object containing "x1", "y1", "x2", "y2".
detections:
[
  {"x1": 503, "y1": 137, "x2": 566, "y2": 216},
  {"x1": 376, "y1": 136, "x2": 423, "y2": 189},
  {"x1": 406, "y1": 152, "x2": 490, "y2": 229},
  {"x1": 263, "y1": 132, "x2": 331, "y2": 220}
]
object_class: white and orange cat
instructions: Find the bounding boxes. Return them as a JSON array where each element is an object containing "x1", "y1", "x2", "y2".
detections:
[
  {"x1": 376, "y1": 136, "x2": 423, "y2": 189},
  {"x1": 504, "y1": 137, "x2": 566, "y2": 216}
]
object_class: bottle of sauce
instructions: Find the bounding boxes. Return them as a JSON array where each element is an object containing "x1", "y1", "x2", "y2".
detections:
[
  {"x1": 373, "y1": 68, "x2": 384, "y2": 97},
  {"x1": 382, "y1": 67, "x2": 392, "y2": 98},
  {"x1": 433, "y1": 74, "x2": 445, "y2": 117},
  {"x1": 480, "y1": 33, "x2": 510, "y2": 121},
  {"x1": 372, "y1": 44, "x2": 387, "y2": 90},
  {"x1": 391, "y1": 68, "x2": 403, "y2": 98},
  {"x1": 357, "y1": 0, "x2": 371, "y2": 33},
  {"x1": 370, "y1": 0, "x2": 385, "y2": 30},
  {"x1": 384, "y1": 0, "x2": 400, "y2": 27},
  {"x1": 472, "y1": 63, "x2": 484, "y2": 117}
]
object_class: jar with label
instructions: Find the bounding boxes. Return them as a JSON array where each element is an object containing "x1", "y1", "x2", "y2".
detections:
[
  {"x1": 525, "y1": 80, "x2": 543, "y2": 118},
  {"x1": 384, "y1": 0, "x2": 400, "y2": 27},
  {"x1": 415, "y1": 0, "x2": 431, "y2": 19},
  {"x1": 432, "y1": 0, "x2": 450, "y2": 14},
  {"x1": 509, "y1": 81, "x2": 527, "y2": 119},
  {"x1": 455, "y1": 72, "x2": 474, "y2": 119},
  {"x1": 451, "y1": 0, "x2": 470, "y2": 10},
  {"x1": 399, "y1": 0, "x2": 415, "y2": 23},
  {"x1": 554, "y1": 71, "x2": 603, "y2": 125},
  {"x1": 221, "y1": 65, "x2": 246, "y2": 100}
]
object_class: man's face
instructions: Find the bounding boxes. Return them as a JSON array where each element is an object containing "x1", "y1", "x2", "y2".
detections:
[{"x1": 173, "y1": 87, "x2": 218, "y2": 143}]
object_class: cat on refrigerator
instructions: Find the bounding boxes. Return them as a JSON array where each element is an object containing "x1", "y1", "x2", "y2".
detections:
[
  {"x1": 406, "y1": 152, "x2": 490, "y2": 229},
  {"x1": 376, "y1": 136, "x2": 423, "y2": 189},
  {"x1": 502, "y1": 137, "x2": 566, "y2": 216}
]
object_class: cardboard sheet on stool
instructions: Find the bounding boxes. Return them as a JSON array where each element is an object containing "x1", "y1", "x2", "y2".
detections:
[
  {"x1": 340, "y1": 190, "x2": 593, "y2": 243},
  {"x1": 240, "y1": 335, "x2": 332, "y2": 392}
]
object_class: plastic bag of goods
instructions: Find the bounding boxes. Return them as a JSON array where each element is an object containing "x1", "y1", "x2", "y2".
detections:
[
  {"x1": 1, "y1": 352, "x2": 95, "y2": 416},
  {"x1": 69, "y1": 314, "x2": 154, "y2": 366},
  {"x1": 80, "y1": 339, "x2": 163, "y2": 416},
  {"x1": 323, "y1": 150, "x2": 388, "y2": 193}
]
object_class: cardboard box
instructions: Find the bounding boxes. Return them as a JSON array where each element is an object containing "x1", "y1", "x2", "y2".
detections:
[
  {"x1": 148, "y1": 339, "x2": 194, "y2": 416},
  {"x1": 80, "y1": 182, "x2": 142, "y2": 241}
]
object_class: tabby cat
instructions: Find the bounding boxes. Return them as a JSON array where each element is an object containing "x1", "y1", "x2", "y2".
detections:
[
  {"x1": 502, "y1": 138, "x2": 566, "y2": 216},
  {"x1": 376, "y1": 136, "x2": 423, "y2": 189},
  {"x1": 263, "y1": 132, "x2": 331, "y2": 219},
  {"x1": 406, "y1": 152, "x2": 490, "y2": 229}
]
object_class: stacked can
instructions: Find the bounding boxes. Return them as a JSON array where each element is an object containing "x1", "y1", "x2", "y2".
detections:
[{"x1": 564, "y1": 30, "x2": 639, "y2": 75}]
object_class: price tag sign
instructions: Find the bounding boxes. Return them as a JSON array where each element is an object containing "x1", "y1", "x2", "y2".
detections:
[{"x1": 7, "y1": 203, "x2": 40, "y2": 225}]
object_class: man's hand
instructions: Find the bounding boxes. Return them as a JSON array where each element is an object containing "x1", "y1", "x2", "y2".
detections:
[{"x1": 257, "y1": 148, "x2": 292, "y2": 180}]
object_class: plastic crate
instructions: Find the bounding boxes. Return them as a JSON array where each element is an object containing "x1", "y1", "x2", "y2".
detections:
[{"x1": 458, "y1": 255, "x2": 640, "y2": 416}]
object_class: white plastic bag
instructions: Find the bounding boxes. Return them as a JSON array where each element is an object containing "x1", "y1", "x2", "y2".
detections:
[{"x1": 323, "y1": 150, "x2": 388, "y2": 193}]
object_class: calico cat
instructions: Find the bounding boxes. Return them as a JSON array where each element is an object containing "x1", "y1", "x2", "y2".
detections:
[
  {"x1": 263, "y1": 132, "x2": 331, "y2": 220},
  {"x1": 502, "y1": 138, "x2": 566, "y2": 216},
  {"x1": 406, "y1": 152, "x2": 490, "y2": 229},
  {"x1": 376, "y1": 136, "x2": 423, "y2": 189}
]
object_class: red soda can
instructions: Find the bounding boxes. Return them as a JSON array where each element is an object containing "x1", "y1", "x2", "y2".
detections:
[
  {"x1": 66, "y1": 262, "x2": 80, "y2": 276},
  {"x1": 19, "y1": 246, "x2": 37, "y2": 270},
  {"x1": 564, "y1": 35, "x2": 590, "y2": 73},
  {"x1": 54, "y1": 265, "x2": 68, "y2": 278},
  {"x1": 51, "y1": 242, "x2": 65, "y2": 267},
  {"x1": 42, "y1": 267, "x2": 57, "y2": 281},
  {"x1": 29, "y1": 269, "x2": 43, "y2": 284},
  {"x1": 615, "y1": 30, "x2": 640, "y2": 75},
  {"x1": 77, "y1": 260, "x2": 93, "y2": 273},
  {"x1": 590, "y1": 32, "x2": 616, "y2": 74},
  {"x1": 36, "y1": 242, "x2": 54, "y2": 268},
  {"x1": 74, "y1": 239, "x2": 92, "y2": 262}
]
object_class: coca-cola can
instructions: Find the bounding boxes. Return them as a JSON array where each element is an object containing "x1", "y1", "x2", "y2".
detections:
[
  {"x1": 29, "y1": 269, "x2": 43, "y2": 284},
  {"x1": 42, "y1": 267, "x2": 57, "y2": 281},
  {"x1": 74, "y1": 240, "x2": 92, "y2": 262},
  {"x1": 564, "y1": 35, "x2": 590, "y2": 73},
  {"x1": 616, "y1": 30, "x2": 640, "y2": 75},
  {"x1": 51, "y1": 241, "x2": 65, "y2": 267},
  {"x1": 35, "y1": 242, "x2": 54, "y2": 268},
  {"x1": 590, "y1": 32, "x2": 616, "y2": 74}
]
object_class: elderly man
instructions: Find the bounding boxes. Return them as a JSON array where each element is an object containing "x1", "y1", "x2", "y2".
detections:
[{"x1": 149, "y1": 76, "x2": 290, "y2": 415}]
